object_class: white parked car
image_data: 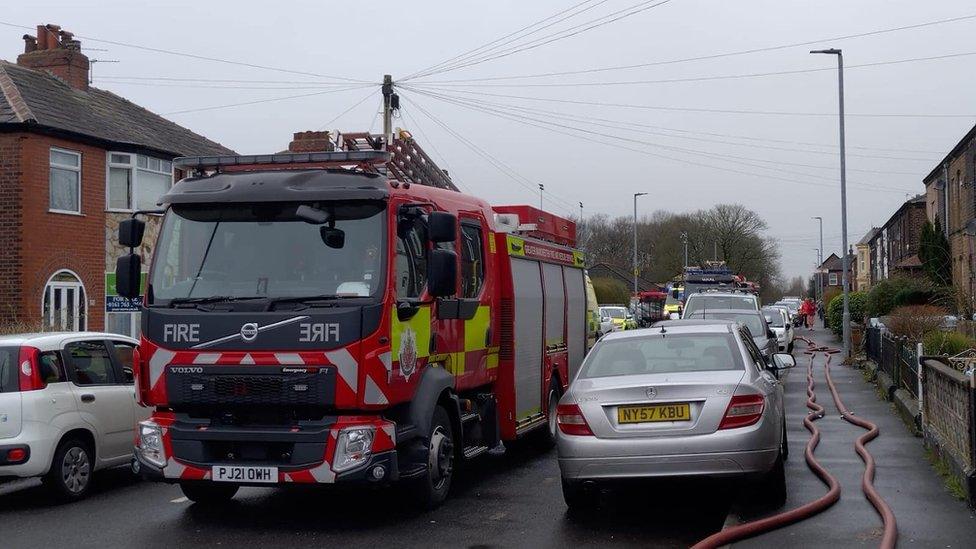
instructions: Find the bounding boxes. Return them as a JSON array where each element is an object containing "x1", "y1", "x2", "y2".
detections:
[{"x1": 0, "y1": 332, "x2": 147, "y2": 500}]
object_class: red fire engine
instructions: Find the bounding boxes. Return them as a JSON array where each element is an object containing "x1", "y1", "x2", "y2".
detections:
[{"x1": 115, "y1": 135, "x2": 587, "y2": 507}]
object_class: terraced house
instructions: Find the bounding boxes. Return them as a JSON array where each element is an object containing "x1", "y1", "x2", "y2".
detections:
[{"x1": 0, "y1": 24, "x2": 233, "y2": 336}]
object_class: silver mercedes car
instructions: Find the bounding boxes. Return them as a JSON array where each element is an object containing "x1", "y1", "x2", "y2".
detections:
[{"x1": 555, "y1": 320, "x2": 795, "y2": 510}]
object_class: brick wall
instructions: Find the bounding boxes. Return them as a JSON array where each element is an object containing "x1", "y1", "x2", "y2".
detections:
[
  {"x1": 0, "y1": 133, "x2": 24, "y2": 325},
  {"x1": 19, "y1": 133, "x2": 107, "y2": 330}
]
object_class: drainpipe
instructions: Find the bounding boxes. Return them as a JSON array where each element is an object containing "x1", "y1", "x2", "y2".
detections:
[{"x1": 944, "y1": 162, "x2": 950, "y2": 237}]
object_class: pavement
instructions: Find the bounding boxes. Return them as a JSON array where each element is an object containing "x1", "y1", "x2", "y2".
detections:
[
  {"x1": 2, "y1": 324, "x2": 975, "y2": 547},
  {"x1": 729, "y1": 324, "x2": 976, "y2": 548}
]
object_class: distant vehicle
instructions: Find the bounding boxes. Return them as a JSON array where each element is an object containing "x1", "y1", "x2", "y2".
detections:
[
  {"x1": 600, "y1": 306, "x2": 636, "y2": 331},
  {"x1": 556, "y1": 321, "x2": 794, "y2": 510},
  {"x1": 763, "y1": 306, "x2": 794, "y2": 353},
  {"x1": 684, "y1": 310, "x2": 777, "y2": 357},
  {"x1": 682, "y1": 291, "x2": 760, "y2": 318},
  {"x1": 683, "y1": 262, "x2": 737, "y2": 297},
  {"x1": 585, "y1": 274, "x2": 608, "y2": 347},
  {"x1": 664, "y1": 283, "x2": 684, "y2": 316},
  {"x1": 0, "y1": 332, "x2": 147, "y2": 501},
  {"x1": 634, "y1": 290, "x2": 667, "y2": 327}
]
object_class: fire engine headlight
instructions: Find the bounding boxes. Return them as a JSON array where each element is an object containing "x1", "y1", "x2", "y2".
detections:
[
  {"x1": 332, "y1": 426, "x2": 375, "y2": 473},
  {"x1": 138, "y1": 421, "x2": 167, "y2": 468}
]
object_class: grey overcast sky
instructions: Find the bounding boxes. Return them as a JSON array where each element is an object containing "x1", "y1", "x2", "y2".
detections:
[{"x1": 4, "y1": 0, "x2": 975, "y2": 281}]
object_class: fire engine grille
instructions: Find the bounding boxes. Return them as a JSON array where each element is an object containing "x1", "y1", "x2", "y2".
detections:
[{"x1": 166, "y1": 366, "x2": 336, "y2": 409}]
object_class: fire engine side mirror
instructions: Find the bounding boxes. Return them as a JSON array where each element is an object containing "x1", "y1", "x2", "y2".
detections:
[
  {"x1": 428, "y1": 248, "x2": 457, "y2": 297},
  {"x1": 116, "y1": 254, "x2": 142, "y2": 299},
  {"x1": 428, "y1": 212, "x2": 457, "y2": 244},
  {"x1": 118, "y1": 218, "x2": 146, "y2": 248}
]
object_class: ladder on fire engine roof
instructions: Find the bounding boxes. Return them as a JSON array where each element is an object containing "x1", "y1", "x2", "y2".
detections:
[{"x1": 342, "y1": 130, "x2": 459, "y2": 192}]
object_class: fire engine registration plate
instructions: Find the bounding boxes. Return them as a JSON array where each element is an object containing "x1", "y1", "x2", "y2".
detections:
[
  {"x1": 211, "y1": 465, "x2": 278, "y2": 483},
  {"x1": 617, "y1": 403, "x2": 691, "y2": 423}
]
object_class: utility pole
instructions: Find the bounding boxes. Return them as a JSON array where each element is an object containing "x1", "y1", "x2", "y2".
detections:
[
  {"x1": 381, "y1": 74, "x2": 394, "y2": 146},
  {"x1": 633, "y1": 193, "x2": 647, "y2": 295},
  {"x1": 681, "y1": 231, "x2": 689, "y2": 269},
  {"x1": 713, "y1": 241, "x2": 718, "y2": 261},
  {"x1": 578, "y1": 201, "x2": 584, "y2": 245},
  {"x1": 539, "y1": 184, "x2": 545, "y2": 210},
  {"x1": 811, "y1": 48, "x2": 851, "y2": 357},
  {"x1": 812, "y1": 216, "x2": 823, "y2": 302}
]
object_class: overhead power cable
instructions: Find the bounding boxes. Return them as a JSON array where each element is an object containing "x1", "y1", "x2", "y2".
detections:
[
  {"x1": 95, "y1": 76, "x2": 355, "y2": 85},
  {"x1": 401, "y1": 88, "x2": 918, "y2": 196},
  {"x1": 162, "y1": 84, "x2": 375, "y2": 116},
  {"x1": 410, "y1": 49, "x2": 976, "y2": 88},
  {"x1": 404, "y1": 86, "x2": 923, "y2": 192},
  {"x1": 403, "y1": 0, "x2": 673, "y2": 81},
  {"x1": 400, "y1": 0, "x2": 608, "y2": 81},
  {"x1": 407, "y1": 12, "x2": 976, "y2": 83},
  {"x1": 0, "y1": 20, "x2": 370, "y2": 83},
  {"x1": 407, "y1": 88, "x2": 935, "y2": 165},
  {"x1": 318, "y1": 89, "x2": 379, "y2": 130},
  {"x1": 401, "y1": 96, "x2": 577, "y2": 214},
  {"x1": 399, "y1": 105, "x2": 468, "y2": 192},
  {"x1": 411, "y1": 86, "x2": 976, "y2": 118}
]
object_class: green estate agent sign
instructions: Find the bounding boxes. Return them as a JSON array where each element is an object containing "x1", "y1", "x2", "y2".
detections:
[{"x1": 105, "y1": 272, "x2": 146, "y2": 313}]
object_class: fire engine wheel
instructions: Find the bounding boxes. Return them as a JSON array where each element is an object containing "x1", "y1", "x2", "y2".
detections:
[
  {"x1": 411, "y1": 405, "x2": 454, "y2": 509},
  {"x1": 180, "y1": 482, "x2": 240, "y2": 504},
  {"x1": 543, "y1": 382, "x2": 562, "y2": 446}
]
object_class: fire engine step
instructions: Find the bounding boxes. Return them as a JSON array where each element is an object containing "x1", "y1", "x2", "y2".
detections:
[
  {"x1": 462, "y1": 445, "x2": 489, "y2": 460},
  {"x1": 460, "y1": 412, "x2": 481, "y2": 424}
]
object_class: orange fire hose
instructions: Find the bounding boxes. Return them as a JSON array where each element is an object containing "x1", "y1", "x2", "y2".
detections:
[{"x1": 691, "y1": 339, "x2": 841, "y2": 548}]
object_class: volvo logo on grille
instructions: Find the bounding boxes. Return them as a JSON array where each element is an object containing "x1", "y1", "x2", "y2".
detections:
[
  {"x1": 171, "y1": 367, "x2": 204, "y2": 374},
  {"x1": 645, "y1": 387, "x2": 657, "y2": 399},
  {"x1": 240, "y1": 322, "x2": 259, "y2": 342}
]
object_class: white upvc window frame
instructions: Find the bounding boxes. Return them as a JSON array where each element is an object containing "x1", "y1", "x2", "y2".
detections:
[
  {"x1": 828, "y1": 273, "x2": 839, "y2": 286},
  {"x1": 49, "y1": 147, "x2": 82, "y2": 215},
  {"x1": 105, "y1": 152, "x2": 174, "y2": 212}
]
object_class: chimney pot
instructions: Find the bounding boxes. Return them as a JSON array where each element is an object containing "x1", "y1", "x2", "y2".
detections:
[
  {"x1": 22, "y1": 34, "x2": 37, "y2": 54},
  {"x1": 17, "y1": 24, "x2": 89, "y2": 90},
  {"x1": 36, "y1": 25, "x2": 48, "y2": 49}
]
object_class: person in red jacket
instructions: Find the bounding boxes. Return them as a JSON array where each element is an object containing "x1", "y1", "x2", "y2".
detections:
[{"x1": 800, "y1": 298, "x2": 816, "y2": 329}]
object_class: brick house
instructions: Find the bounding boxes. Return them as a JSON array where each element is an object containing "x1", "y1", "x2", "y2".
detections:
[
  {"x1": 855, "y1": 227, "x2": 879, "y2": 292},
  {"x1": 815, "y1": 252, "x2": 854, "y2": 295},
  {"x1": 923, "y1": 123, "x2": 976, "y2": 306},
  {"x1": 0, "y1": 24, "x2": 233, "y2": 336}
]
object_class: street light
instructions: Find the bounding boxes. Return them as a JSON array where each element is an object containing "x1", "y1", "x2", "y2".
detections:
[
  {"x1": 812, "y1": 216, "x2": 823, "y2": 302},
  {"x1": 811, "y1": 48, "x2": 851, "y2": 357},
  {"x1": 538, "y1": 183, "x2": 544, "y2": 210},
  {"x1": 633, "y1": 193, "x2": 647, "y2": 295}
]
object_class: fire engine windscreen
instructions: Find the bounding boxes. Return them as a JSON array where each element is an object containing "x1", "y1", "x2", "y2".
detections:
[{"x1": 148, "y1": 201, "x2": 386, "y2": 303}]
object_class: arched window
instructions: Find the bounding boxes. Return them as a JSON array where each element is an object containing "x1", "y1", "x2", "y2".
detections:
[{"x1": 42, "y1": 270, "x2": 87, "y2": 331}]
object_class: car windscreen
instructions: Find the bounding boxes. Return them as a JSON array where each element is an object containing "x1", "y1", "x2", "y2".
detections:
[
  {"x1": 687, "y1": 312, "x2": 766, "y2": 336},
  {"x1": 602, "y1": 308, "x2": 627, "y2": 319},
  {"x1": 684, "y1": 295, "x2": 757, "y2": 315},
  {"x1": 0, "y1": 346, "x2": 18, "y2": 393},
  {"x1": 762, "y1": 309, "x2": 785, "y2": 327},
  {"x1": 580, "y1": 333, "x2": 743, "y2": 378}
]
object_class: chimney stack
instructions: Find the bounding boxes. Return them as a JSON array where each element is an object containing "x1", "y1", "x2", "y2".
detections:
[
  {"x1": 17, "y1": 24, "x2": 89, "y2": 91},
  {"x1": 287, "y1": 131, "x2": 335, "y2": 153}
]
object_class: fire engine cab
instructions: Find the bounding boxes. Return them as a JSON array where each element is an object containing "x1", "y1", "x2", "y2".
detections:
[{"x1": 115, "y1": 144, "x2": 587, "y2": 507}]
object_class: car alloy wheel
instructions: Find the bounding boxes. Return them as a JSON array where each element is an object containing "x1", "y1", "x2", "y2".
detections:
[{"x1": 61, "y1": 446, "x2": 91, "y2": 494}]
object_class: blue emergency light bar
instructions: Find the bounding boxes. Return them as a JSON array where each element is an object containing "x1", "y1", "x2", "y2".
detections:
[{"x1": 174, "y1": 150, "x2": 391, "y2": 170}]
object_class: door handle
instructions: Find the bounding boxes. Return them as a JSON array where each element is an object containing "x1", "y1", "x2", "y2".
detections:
[{"x1": 80, "y1": 394, "x2": 96, "y2": 403}]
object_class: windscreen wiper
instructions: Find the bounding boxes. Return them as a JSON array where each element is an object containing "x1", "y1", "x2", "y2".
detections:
[
  {"x1": 168, "y1": 296, "x2": 269, "y2": 308},
  {"x1": 266, "y1": 294, "x2": 342, "y2": 309}
]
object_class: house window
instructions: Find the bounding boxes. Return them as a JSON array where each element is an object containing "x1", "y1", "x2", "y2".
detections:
[
  {"x1": 49, "y1": 148, "x2": 81, "y2": 213},
  {"x1": 829, "y1": 273, "x2": 838, "y2": 286},
  {"x1": 107, "y1": 153, "x2": 173, "y2": 211}
]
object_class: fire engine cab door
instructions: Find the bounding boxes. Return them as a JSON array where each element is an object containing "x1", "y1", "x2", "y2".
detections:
[{"x1": 510, "y1": 258, "x2": 544, "y2": 422}]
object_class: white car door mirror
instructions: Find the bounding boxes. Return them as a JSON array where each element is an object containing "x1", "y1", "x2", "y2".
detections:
[{"x1": 772, "y1": 353, "x2": 796, "y2": 370}]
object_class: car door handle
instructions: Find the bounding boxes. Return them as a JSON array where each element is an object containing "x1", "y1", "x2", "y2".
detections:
[{"x1": 80, "y1": 394, "x2": 96, "y2": 403}]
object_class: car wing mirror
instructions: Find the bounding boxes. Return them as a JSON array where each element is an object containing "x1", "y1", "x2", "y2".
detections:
[{"x1": 772, "y1": 353, "x2": 796, "y2": 370}]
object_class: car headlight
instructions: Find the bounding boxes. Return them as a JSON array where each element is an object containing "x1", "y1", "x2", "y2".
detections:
[
  {"x1": 138, "y1": 421, "x2": 167, "y2": 468},
  {"x1": 332, "y1": 426, "x2": 375, "y2": 473}
]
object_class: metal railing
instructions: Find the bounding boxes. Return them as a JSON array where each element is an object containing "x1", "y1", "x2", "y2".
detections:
[
  {"x1": 899, "y1": 339, "x2": 920, "y2": 400},
  {"x1": 867, "y1": 328, "x2": 920, "y2": 400}
]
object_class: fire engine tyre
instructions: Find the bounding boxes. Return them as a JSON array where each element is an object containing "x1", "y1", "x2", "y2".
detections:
[
  {"x1": 180, "y1": 482, "x2": 240, "y2": 504},
  {"x1": 543, "y1": 382, "x2": 562, "y2": 447},
  {"x1": 44, "y1": 438, "x2": 94, "y2": 501},
  {"x1": 409, "y1": 405, "x2": 454, "y2": 509}
]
